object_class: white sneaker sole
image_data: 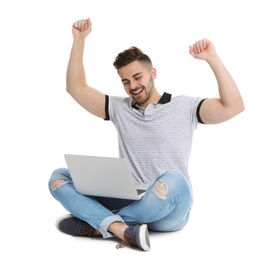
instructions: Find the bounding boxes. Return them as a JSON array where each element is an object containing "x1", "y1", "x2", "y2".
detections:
[{"x1": 139, "y1": 224, "x2": 150, "y2": 251}]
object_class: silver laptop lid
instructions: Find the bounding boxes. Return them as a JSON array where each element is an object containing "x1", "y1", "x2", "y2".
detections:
[{"x1": 64, "y1": 154, "x2": 146, "y2": 200}]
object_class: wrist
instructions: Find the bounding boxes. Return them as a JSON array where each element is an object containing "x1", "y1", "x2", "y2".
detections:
[{"x1": 206, "y1": 55, "x2": 221, "y2": 65}]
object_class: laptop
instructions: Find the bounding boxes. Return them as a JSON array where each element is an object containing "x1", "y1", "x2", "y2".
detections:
[{"x1": 64, "y1": 154, "x2": 149, "y2": 200}]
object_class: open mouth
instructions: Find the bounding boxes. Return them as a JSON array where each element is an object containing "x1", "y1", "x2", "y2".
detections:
[{"x1": 131, "y1": 87, "x2": 144, "y2": 96}]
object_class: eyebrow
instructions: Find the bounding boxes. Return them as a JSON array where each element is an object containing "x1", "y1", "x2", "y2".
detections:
[{"x1": 121, "y1": 72, "x2": 142, "y2": 83}]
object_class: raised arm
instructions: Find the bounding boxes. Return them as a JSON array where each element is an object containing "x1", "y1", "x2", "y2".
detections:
[
  {"x1": 66, "y1": 18, "x2": 106, "y2": 119},
  {"x1": 189, "y1": 39, "x2": 244, "y2": 124}
]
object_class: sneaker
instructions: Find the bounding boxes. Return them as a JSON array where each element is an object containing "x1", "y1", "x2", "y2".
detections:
[
  {"x1": 116, "y1": 224, "x2": 150, "y2": 251},
  {"x1": 56, "y1": 214, "x2": 101, "y2": 238}
]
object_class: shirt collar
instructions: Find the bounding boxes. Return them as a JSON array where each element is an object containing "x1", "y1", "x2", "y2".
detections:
[{"x1": 158, "y1": 92, "x2": 172, "y2": 104}]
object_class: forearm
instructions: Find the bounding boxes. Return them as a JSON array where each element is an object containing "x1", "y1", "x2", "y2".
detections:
[
  {"x1": 66, "y1": 39, "x2": 87, "y2": 93},
  {"x1": 207, "y1": 55, "x2": 244, "y2": 112}
]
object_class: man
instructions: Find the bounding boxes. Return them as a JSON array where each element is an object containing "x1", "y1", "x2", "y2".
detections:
[{"x1": 49, "y1": 18, "x2": 244, "y2": 251}]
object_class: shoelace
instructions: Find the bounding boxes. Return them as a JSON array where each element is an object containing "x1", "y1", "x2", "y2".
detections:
[
  {"x1": 116, "y1": 238, "x2": 130, "y2": 249},
  {"x1": 116, "y1": 233, "x2": 134, "y2": 249},
  {"x1": 78, "y1": 225, "x2": 100, "y2": 238}
]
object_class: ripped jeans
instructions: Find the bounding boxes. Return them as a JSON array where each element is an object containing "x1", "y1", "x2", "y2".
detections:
[{"x1": 48, "y1": 168, "x2": 193, "y2": 238}]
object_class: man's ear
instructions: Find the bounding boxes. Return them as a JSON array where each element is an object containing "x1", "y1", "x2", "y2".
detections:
[{"x1": 151, "y1": 67, "x2": 157, "y2": 79}]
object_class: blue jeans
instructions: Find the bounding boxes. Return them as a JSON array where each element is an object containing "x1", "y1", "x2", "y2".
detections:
[{"x1": 49, "y1": 168, "x2": 193, "y2": 238}]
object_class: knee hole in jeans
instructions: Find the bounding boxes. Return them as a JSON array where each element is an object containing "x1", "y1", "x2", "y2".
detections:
[
  {"x1": 51, "y1": 179, "x2": 67, "y2": 190},
  {"x1": 153, "y1": 181, "x2": 167, "y2": 199}
]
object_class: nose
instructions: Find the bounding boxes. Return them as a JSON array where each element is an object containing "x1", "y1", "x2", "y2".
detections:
[{"x1": 129, "y1": 79, "x2": 138, "y2": 90}]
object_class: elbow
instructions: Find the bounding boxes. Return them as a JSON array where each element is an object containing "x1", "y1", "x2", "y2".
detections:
[
  {"x1": 224, "y1": 100, "x2": 245, "y2": 121},
  {"x1": 66, "y1": 81, "x2": 76, "y2": 96},
  {"x1": 232, "y1": 100, "x2": 245, "y2": 117},
  {"x1": 238, "y1": 99, "x2": 245, "y2": 114},
  {"x1": 66, "y1": 84, "x2": 71, "y2": 94},
  {"x1": 66, "y1": 79, "x2": 71, "y2": 94},
  {"x1": 66, "y1": 76, "x2": 78, "y2": 95},
  {"x1": 66, "y1": 78, "x2": 73, "y2": 94},
  {"x1": 66, "y1": 81, "x2": 87, "y2": 98}
]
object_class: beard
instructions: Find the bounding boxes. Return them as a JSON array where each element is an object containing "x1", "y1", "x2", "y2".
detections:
[{"x1": 132, "y1": 77, "x2": 155, "y2": 107}]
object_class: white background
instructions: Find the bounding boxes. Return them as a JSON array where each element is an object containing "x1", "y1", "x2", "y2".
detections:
[{"x1": 1, "y1": 0, "x2": 275, "y2": 259}]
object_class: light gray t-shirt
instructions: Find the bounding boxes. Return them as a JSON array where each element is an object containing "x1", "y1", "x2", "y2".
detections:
[{"x1": 105, "y1": 92, "x2": 204, "y2": 186}]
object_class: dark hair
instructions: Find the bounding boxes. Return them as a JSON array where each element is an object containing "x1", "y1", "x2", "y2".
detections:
[{"x1": 113, "y1": 46, "x2": 152, "y2": 70}]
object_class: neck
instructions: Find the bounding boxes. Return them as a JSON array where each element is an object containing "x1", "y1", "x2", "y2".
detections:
[{"x1": 140, "y1": 89, "x2": 161, "y2": 108}]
